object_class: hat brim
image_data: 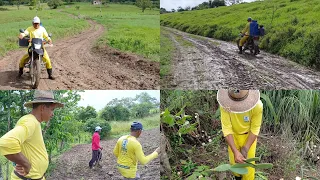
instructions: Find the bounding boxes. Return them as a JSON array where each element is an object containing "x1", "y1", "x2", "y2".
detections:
[
  {"x1": 24, "y1": 100, "x2": 64, "y2": 108},
  {"x1": 217, "y1": 90, "x2": 260, "y2": 113}
]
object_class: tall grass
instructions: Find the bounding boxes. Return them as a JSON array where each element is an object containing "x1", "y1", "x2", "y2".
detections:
[
  {"x1": 109, "y1": 113, "x2": 159, "y2": 138},
  {"x1": 0, "y1": 4, "x2": 89, "y2": 56},
  {"x1": 261, "y1": 90, "x2": 320, "y2": 143},
  {"x1": 62, "y1": 3, "x2": 160, "y2": 61},
  {"x1": 161, "y1": 0, "x2": 320, "y2": 69}
]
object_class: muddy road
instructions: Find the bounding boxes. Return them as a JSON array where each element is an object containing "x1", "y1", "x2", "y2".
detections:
[
  {"x1": 48, "y1": 128, "x2": 160, "y2": 180},
  {"x1": 161, "y1": 27, "x2": 320, "y2": 89},
  {"x1": 0, "y1": 20, "x2": 159, "y2": 90}
]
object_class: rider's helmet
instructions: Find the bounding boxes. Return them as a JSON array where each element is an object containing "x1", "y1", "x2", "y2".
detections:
[
  {"x1": 130, "y1": 122, "x2": 143, "y2": 131},
  {"x1": 33, "y1": 16, "x2": 40, "y2": 24},
  {"x1": 247, "y1": 17, "x2": 252, "y2": 21},
  {"x1": 95, "y1": 126, "x2": 102, "y2": 132}
]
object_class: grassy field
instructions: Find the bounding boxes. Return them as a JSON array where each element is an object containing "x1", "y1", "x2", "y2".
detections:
[
  {"x1": 0, "y1": 4, "x2": 89, "y2": 56},
  {"x1": 160, "y1": 27, "x2": 175, "y2": 79},
  {"x1": 160, "y1": 0, "x2": 320, "y2": 69},
  {"x1": 109, "y1": 113, "x2": 159, "y2": 138},
  {"x1": 62, "y1": 3, "x2": 160, "y2": 61}
]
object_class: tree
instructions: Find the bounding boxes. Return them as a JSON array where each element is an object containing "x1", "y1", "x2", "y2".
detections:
[
  {"x1": 136, "y1": 0, "x2": 151, "y2": 12},
  {"x1": 84, "y1": 118, "x2": 111, "y2": 138},
  {"x1": 171, "y1": 8, "x2": 175, "y2": 12},
  {"x1": 76, "y1": 106, "x2": 97, "y2": 122},
  {"x1": 47, "y1": 0, "x2": 63, "y2": 9},
  {"x1": 160, "y1": 7, "x2": 167, "y2": 14},
  {"x1": 100, "y1": 105, "x2": 130, "y2": 121}
]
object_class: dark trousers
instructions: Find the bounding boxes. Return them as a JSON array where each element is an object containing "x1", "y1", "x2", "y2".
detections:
[{"x1": 89, "y1": 150, "x2": 102, "y2": 167}]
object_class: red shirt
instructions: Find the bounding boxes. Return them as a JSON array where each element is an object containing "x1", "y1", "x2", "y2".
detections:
[{"x1": 92, "y1": 132, "x2": 101, "y2": 150}]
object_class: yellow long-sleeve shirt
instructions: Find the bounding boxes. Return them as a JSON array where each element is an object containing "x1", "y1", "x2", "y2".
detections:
[
  {"x1": 113, "y1": 135, "x2": 158, "y2": 178},
  {"x1": 220, "y1": 100, "x2": 263, "y2": 137},
  {"x1": 0, "y1": 114, "x2": 48, "y2": 180},
  {"x1": 241, "y1": 22, "x2": 251, "y2": 35},
  {"x1": 23, "y1": 26, "x2": 51, "y2": 42}
]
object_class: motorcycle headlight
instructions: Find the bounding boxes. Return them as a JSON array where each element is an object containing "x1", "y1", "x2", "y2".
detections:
[{"x1": 34, "y1": 44, "x2": 41, "y2": 49}]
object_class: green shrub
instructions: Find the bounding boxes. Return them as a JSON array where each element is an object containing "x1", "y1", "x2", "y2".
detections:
[
  {"x1": 47, "y1": 0, "x2": 63, "y2": 9},
  {"x1": 84, "y1": 118, "x2": 112, "y2": 138}
]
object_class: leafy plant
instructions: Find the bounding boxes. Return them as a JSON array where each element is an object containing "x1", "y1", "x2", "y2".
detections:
[
  {"x1": 213, "y1": 157, "x2": 273, "y2": 174},
  {"x1": 187, "y1": 165, "x2": 212, "y2": 179},
  {"x1": 181, "y1": 159, "x2": 197, "y2": 174}
]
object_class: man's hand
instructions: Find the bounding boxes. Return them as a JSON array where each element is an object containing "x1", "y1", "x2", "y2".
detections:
[
  {"x1": 15, "y1": 163, "x2": 31, "y2": 176},
  {"x1": 48, "y1": 40, "x2": 52, "y2": 45},
  {"x1": 234, "y1": 151, "x2": 246, "y2": 164},
  {"x1": 154, "y1": 147, "x2": 160, "y2": 154},
  {"x1": 240, "y1": 146, "x2": 248, "y2": 159},
  {"x1": 19, "y1": 33, "x2": 24, "y2": 40}
]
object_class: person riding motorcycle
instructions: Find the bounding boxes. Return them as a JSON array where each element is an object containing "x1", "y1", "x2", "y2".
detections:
[
  {"x1": 238, "y1": 17, "x2": 252, "y2": 54},
  {"x1": 18, "y1": 16, "x2": 55, "y2": 80}
]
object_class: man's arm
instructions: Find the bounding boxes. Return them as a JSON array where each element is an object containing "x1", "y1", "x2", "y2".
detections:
[
  {"x1": 135, "y1": 143, "x2": 158, "y2": 165},
  {"x1": 5, "y1": 153, "x2": 31, "y2": 176},
  {"x1": 241, "y1": 132, "x2": 257, "y2": 158},
  {"x1": 225, "y1": 134, "x2": 246, "y2": 163}
]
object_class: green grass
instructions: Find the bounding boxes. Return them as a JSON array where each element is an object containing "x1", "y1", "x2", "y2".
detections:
[
  {"x1": 109, "y1": 113, "x2": 159, "y2": 138},
  {"x1": 161, "y1": 0, "x2": 320, "y2": 69},
  {"x1": 160, "y1": 27, "x2": 175, "y2": 79},
  {"x1": 0, "y1": 4, "x2": 89, "y2": 56},
  {"x1": 0, "y1": 156, "x2": 14, "y2": 179},
  {"x1": 62, "y1": 3, "x2": 160, "y2": 61}
]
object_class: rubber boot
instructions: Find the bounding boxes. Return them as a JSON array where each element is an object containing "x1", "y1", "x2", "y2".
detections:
[
  {"x1": 238, "y1": 46, "x2": 243, "y2": 54},
  {"x1": 47, "y1": 69, "x2": 55, "y2": 80},
  {"x1": 18, "y1": 68, "x2": 23, "y2": 77},
  {"x1": 234, "y1": 176, "x2": 242, "y2": 180}
]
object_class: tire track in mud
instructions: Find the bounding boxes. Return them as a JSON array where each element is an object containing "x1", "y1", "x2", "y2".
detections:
[
  {"x1": 162, "y1": 27, "x2": 320, "y2": 89},
  {"x1": 0, "y1": 18, "x2": 159, "y2": 90},
  {"x1": 47, "y1": 128, "x2": 160, "y2": 180}
]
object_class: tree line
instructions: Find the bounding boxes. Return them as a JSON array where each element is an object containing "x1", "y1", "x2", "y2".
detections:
[{"x1": 160, "y1": 0, "x2": 250, "y2": 14}]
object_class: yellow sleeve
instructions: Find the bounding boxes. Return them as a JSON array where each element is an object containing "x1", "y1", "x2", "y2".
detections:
[
  {"x1": 134, "y1": 142, "x2": 158, "y2": 165},
  {"x1": 22, "y1": 27, "x2": 31, "y2": 37},
  {"x1": 0, "y1": 119, "x2": 37, "y2": 156},
  {"x1": 220, "y1": 106, "x2": 234, "y2": 137},
  {"x1": 241, "y1": 23, "x2": 250, "y2": 34},
  {"x1": 250, "y1": 100, "x2": 263, "y2": 136},
  {"x1": 113, "y1": 139, "x2": 120, "y2": 158},
  {"x1": 42, "y1": 27, "x2": 51, "y2": 41}
]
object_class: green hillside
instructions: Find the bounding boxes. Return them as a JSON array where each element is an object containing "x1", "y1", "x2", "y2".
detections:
[{"x1": 160, "y1": 0, "x2": 320, "y2": 69}]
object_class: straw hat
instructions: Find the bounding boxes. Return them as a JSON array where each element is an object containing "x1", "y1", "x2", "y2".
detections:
[
  {"x1": 24, "y1": 90, "x2": 64, "y2": 108},
  {"x1": 217, "y1": 89, "x2": 260, "y2": 113}
]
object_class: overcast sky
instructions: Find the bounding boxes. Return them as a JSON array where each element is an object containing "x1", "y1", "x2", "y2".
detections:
[
  {"x1": 161, "y1": 0, "x2": 257, "y2": 10},
  {"x1": 77, "y1": 90, "x2": 160, "y2": 111}
]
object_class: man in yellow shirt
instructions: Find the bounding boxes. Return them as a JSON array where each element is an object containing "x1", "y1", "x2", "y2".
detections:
[
  {"x1": 18, "y1": 16, "x2": 55, "y2": 80},
  {"x1": 239, "y1": 17, "x2": 252, "y2": 54},
  {"x1": 113, "y1": 122, "x2": 160, "y2": 179},
  {"x1": 0, "y1": 90, "x2": 64, "y2": 180},
  {"x1": 217, "y1": 90, "x2": 263, "y2": 180}
]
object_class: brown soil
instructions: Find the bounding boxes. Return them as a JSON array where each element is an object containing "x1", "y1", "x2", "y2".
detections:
[
  {"x1": 162, "y1": 27, "x2": 320, "y2": 89},
  {"x1": 0, "y1": 20, "x2": 159, "y2": 90},
  {"x1": 47, "y1": 128, "x2": 160, "y2": 180}
]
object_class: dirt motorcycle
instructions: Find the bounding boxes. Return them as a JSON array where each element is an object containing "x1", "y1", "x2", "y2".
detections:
[
  {"x1": 237, "y1": 33, "x2": 260, "y2": 55},
  {"x1": 18, "y1": 29, "x2": 52, "y2": 89}
]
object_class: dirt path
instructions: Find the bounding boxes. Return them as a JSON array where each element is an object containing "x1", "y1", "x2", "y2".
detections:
[
  {"x1": 0, "y1": 20, "x2": 159, "y2": 90},
  {"x1": 162, "y1": 27, "x2": 320, "y2": 89},
  {"x1": 47, "y1": 128, "x2": 160, "y2": 180}
]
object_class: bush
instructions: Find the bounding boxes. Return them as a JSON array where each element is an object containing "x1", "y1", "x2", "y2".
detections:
[
  {"x1": 84, "y1": 118, "x2": 111, "y2": 139},
  {"x1": 47, "y1": 0, "x2": 63, "y2": 9}
]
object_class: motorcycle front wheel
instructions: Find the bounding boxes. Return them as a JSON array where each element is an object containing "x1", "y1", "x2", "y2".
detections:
[{"x1": 30, "y1": 55, "x2": 41, "y2": 89}]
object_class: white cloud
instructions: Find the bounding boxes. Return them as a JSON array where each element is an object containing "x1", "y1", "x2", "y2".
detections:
[{"x1": 77, "y1": 90, "x2": 160, "y2": 111}]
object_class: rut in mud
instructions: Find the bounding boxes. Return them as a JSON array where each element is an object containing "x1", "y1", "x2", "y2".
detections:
[
  {"x1": 47, "y1": 128, "x2": 160, "y2": 180},
  {"x1": 0, "y1": 19, "x2": 159, "y2": 90},
  {"x1": 161, "y1": 27, "x2": 320, "y2": 89}
]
